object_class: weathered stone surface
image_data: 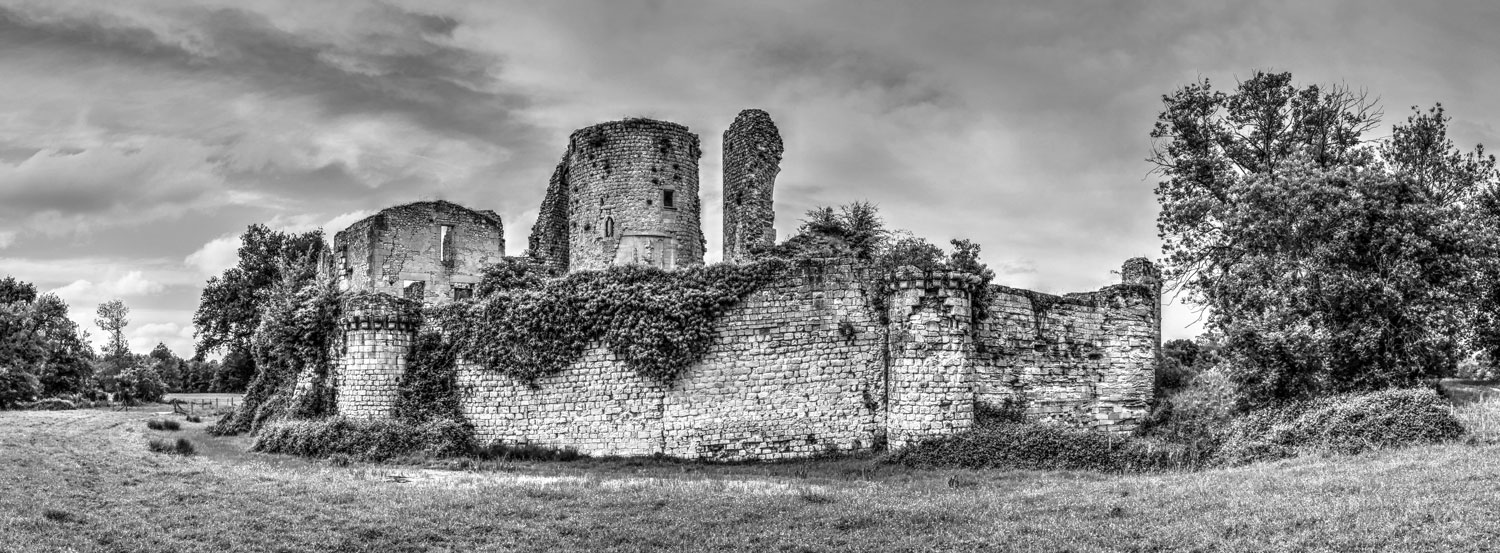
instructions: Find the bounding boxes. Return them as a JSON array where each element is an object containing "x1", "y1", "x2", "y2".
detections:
[
  {"x1": 722, "y1": 109, "x2": 782, "y2": 263},
  {"x1": 530, "y1": 118, "x2": 705, "y2": 272},
  {"x1": 972, "y1": 259, "x2": 1162, "y2": 433},
  {"x1": 325, "y1": 200, "x2": 503, "y2": 304}
]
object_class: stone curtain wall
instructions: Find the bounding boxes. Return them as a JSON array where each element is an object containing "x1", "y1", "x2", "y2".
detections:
[
  {"x1": 455, "y1": 260, "x2": 887, "y2": 460},
  {"x1": 528, "y1": 118, "x2": 706, "y2": 273},
  {"x1": 338, "y1": 257, "x2": 1162, "y2": 458},
  {"x1": 972, "y1": 258, "x2": 1162, "y2": 433},
  {"x1": 336, "y1": 297, "x2": 420, "y2": 419},
  {"x1": 659, "y1": 261, "x2": 884, "y2": 460},
  {"x1": 331, "y1": 201, "x2": 504, "y2": 304},
  {"x1": 722, "y1": 109, "x2": 783, "y2": 263}
]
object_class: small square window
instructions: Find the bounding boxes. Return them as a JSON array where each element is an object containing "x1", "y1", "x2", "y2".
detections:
[
  {"x1": 453, "y1": 285, "x2": 473, "y2": 301},
  {"x1": 662, "y1": 190, "x2": 676, "y2": 209}
]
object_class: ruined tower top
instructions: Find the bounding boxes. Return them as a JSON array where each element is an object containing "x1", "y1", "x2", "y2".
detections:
[
  {"x1": 528, "y1": 118, "x2": 705, "y2": 273},
  {"x1": 722, "y1": 109, "x2": 783, "y2": 264}
]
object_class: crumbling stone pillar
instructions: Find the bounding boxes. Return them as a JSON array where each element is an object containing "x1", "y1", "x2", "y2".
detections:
[
  {"x1": 885, "y1": 268, "x2": 981, "y2": 449},
  {"x1": 722, "y1": 109, "x2": 782, "y2": 263},
  {"x1": 336, "y1": 293, "x2": 420, "y2": 419}
]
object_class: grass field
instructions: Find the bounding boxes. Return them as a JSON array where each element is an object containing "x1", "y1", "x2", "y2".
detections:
[{"x1": 5, "y1": 407, "x2": 1500, "y2": 552}]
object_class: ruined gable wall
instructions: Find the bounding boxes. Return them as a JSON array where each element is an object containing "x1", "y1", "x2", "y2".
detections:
[
  {"x1": 333, "y1": 201, "x2": 504, "y2": 303},
  {"x1": 972, "y1": 264, "x2": 1160, "y2": 433},
  {"x1": 455, "y1": 259, "x2": 886, "y2": 460}
]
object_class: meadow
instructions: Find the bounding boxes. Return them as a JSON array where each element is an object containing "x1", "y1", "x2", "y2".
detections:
[{"x1": 4, "y1": 401, "x2": 1500, "y2": 552}]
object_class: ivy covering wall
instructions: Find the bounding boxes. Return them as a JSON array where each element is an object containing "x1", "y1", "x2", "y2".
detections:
[{"x1": 432, "y1": 259, "x2": 788, "y2": 385}]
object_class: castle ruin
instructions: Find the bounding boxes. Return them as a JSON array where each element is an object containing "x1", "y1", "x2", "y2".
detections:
[{"x1": 330, "y1": 109, "x2": 1162, "y2": 461}]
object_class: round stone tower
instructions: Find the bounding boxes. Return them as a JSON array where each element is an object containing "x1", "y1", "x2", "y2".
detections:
[
  {"x1": 335, "y1": 292, "x2": 420, "y2": 419},
  {"x1": 884, "y1": 268, "x2": 981, "y2": 450},
  {"x1": 722, "y1": 109, "x2": 783, "y2": 263},
  {"x1": 559, "y1": 118, "x2": 704, "y2": 272}
]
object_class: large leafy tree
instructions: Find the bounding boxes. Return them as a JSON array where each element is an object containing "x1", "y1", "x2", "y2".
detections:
[
  {"x1": 192, "y1": 224, "x2": 324, "y2": 391},
  {"x1": 0, "y1": 277, "x2": 94, "y2": 396},
  {"x1": 1150, "y1": 71, "x2": 1498, "y2": 408}
]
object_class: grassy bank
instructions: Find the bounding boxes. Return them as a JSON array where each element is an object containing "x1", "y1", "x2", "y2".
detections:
[{"x1": 5, "y1": 408, "x2": 1500, "y2": 551}]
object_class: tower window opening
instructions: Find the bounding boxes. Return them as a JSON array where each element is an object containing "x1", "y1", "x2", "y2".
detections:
[
  {"x1": 605, "y1": 217, "x2": 615, "y2": 237},
  {"x1": 662, "y1": 190, "x2": 676, "y2": 209},
  {"x1": 439, "y1": 225, "x2": 455, "y2": 268},
  {"x1": 735, "y1": 192, "x2": 743, "y2": 206}
]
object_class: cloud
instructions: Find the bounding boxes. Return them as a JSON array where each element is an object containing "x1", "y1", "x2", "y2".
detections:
[
  {"x1": 0, "y1": 231, "x2": 14, "y2": 249},
  {"x1": 131, "y1": 321, "x2": 196, "y2": 358},
  {"x1": 51, "y1": 271, "x2": 165, "y2": 303},
  {"x1": 185, "y1": 234, "x2": 242, "y2": 277}
]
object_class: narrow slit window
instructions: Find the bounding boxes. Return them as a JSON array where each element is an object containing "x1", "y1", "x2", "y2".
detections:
[
  {"x1": 439, "y1": 225, "x2": 455, "y2": 268},
  {"x1": 662, "y1": 189, "x2": 676, "y2": 209},
  {"x1": 604, "y1": 217, "x2": 615, "y2": 237}
]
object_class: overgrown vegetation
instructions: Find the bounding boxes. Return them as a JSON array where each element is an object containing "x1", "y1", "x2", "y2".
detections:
[
  {"x1": 147, "y1": 437, "x2": 195, "y2": 456},
  {"x1": 209, "y1": 270, "x2": 343, "y2": 436},
  {"x1": 251, "y1": 417, "x2": 474, "y2": 461},
  {"x1": 146, "y1": 418, "x2": 181, "y2": 431},
  {"x1": 437, "y1": 260, "x2": 787, "y2": 385},
  {"x1": 898, "y1": 387, "x2": 1464, "y2": 472}
]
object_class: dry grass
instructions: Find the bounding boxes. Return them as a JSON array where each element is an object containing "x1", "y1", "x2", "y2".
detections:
[{"x1": 4, "y1": 407, "x2": 1500, "y2": 552}]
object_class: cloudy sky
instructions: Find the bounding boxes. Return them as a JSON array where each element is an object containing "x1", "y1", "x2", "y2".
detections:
[{"x1": 3, "y1": 0, "x2": 1499, "y2": 358}]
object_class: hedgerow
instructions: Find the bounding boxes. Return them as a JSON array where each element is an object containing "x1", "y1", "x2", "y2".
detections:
[
  {"x1": 435, "y1": 259, "x2": 787, "y2": 385},
  {"x1": 251, "y1": 416, "x2": 474, "y2": 461}
]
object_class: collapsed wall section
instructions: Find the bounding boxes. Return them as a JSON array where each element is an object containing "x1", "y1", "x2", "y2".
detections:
[
  {"x1": 972, "y1": 258, "x2": 1161, "y2": 432},
  {"x1": 454, "y1": 259, "x2": 887, "y2": 460},
  {"x1": 527, "y1": 157, "x2": 572, "y2": 274}
]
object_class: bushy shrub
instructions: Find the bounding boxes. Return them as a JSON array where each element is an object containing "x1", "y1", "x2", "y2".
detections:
[
  {"x1": 146, "y1": 418, "x2": 181, "y2": 431},
  {"x1": 114, "y1": 366, "x2": 167, "y2": 404},
  {"x1": 1141, "y1": 367, "x2": 1237, "y2": 455},
  {"x1": 1216, "y1": 388, "x2": 1465, "y2": 465},
  {"x1": 474, "y1": 442, "x2": 585, "y2": 462},
  {"x1": 884, "y1": 422, "x2": 1193, "y2": 473},
  {"x1": 148, "y1": 437, "x2": 195, "y2": 456},
  {"x1": 0, "y1": 365, "x2": 40, "y2": 409},
  {"x1": 251, "y1": 416, "x2": 475, "y2": 461}
]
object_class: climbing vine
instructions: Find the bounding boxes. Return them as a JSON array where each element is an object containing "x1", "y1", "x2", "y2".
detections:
[{"x1": 433, "y1": 259, "x2": 787, "y2": 385}]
